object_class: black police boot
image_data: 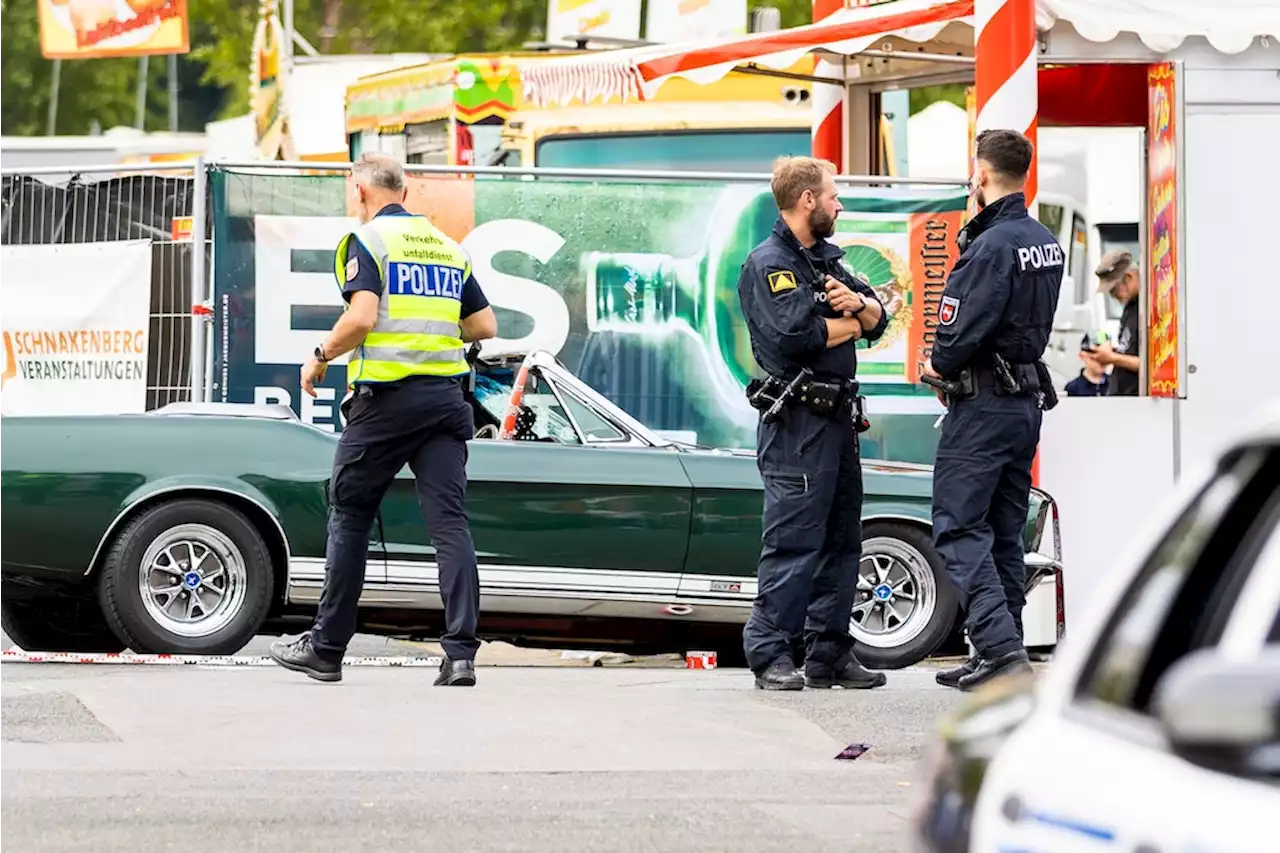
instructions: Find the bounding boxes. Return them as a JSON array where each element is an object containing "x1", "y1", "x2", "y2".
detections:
[
  {"x1": 957, "y1": 649, "x2": 1033, "y2": 692},
  {"x1": 269, "y1": 632, "x2": 342, "y2": 683},
  {"x1": 935, "y1": 655, "x2": 979, "y2": 689},
  {"x1": 434, "y1": 658, "x2": 477, "y2": 687},
  {"x1": 804, "y1": 657, "x2": 887, "y2": 690},
  {"x1": 754, "y1": 657, "x2": 805, "y2": 690}
]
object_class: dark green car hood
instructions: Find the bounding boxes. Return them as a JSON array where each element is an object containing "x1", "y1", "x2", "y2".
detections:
[{"x1": 669, "y1": 442, "x2": 934, "y2": 500}]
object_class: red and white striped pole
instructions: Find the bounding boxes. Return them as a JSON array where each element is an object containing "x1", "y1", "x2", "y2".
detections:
[
  {"x1": 811, "y1": 0, "x2": 845, "y2": 170},
  {"x1": 975, "y1": 0, "x2": 1042, "y2": 485},
  {"x1": 974, "y1": 0, "x2": 1038, "y2": 214}
]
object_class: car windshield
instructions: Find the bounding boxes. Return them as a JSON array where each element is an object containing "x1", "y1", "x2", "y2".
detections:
[{"x1": 472, "y1": 369, "x2": 580, "y2": 443}]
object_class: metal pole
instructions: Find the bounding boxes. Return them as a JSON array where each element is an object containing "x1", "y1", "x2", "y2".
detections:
[
  {"x1": 208, "y1": 159, "x2": 971, "y2": 187},
  {"x1": 168, "y1": 54, "x2": 179, "y2": 132},
  {"x1": 284, "y1": 0, "x2": 295, "y2": 73},
  {"x1": 190, "y1": 157, "x2": 208, "y2": 402},
  {"x1": 135, "y1": 56, "x2": 150, "y2": 129},
  {"x1": 46, "y1": 59, "x2": 62, "y2": 135}
]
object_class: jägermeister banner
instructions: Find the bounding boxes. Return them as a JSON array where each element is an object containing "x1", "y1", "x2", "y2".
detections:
[{"x1": 209, "y1": 169, "x2": 965, "y2": 462}]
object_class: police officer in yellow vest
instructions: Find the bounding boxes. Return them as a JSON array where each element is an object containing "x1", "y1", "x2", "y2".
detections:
[{"x1": 270, "y1": 152, "x2": 497, "y2": 686}]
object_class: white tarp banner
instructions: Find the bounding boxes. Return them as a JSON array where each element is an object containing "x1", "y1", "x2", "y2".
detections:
[{"x1": 1, "y1": 240, "x2": 152, "y2": 415}]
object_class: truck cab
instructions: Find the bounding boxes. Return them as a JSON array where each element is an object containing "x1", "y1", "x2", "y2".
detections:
[{"x1": 490, "y1": 101, "x2": 813, "y2": 172}]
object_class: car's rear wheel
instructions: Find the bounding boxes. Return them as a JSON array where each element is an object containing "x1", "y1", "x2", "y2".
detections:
[
  {"x1": 98, "y1": 498, "x2": 275, "y2": 655},
  {"x1": 850, "y1": 523, "x2": 958, "y2": 670},
  {"x1": 1, "y1": 592, "x2": 127, "y2": 653}
]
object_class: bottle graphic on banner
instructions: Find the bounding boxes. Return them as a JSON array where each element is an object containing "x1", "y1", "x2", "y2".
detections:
[{"x1": 582, "y1": 184, "x2": 917, "y2": 409}]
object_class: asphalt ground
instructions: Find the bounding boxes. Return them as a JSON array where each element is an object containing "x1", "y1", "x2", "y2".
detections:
[{"x1": 1, "y1": 632, "x2": 1014, "y2": 852}]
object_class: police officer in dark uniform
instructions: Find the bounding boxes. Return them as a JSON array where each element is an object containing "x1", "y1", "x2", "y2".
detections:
[
  {"x1": 737, "y1": 155, "x2": 890, "y2": 691},
  {"x1": 921, "y1": 129, "x2": 1060, "y2": 692},
  {"x1": 269, "y1": 152, "x2": 498, "y2": 686}
]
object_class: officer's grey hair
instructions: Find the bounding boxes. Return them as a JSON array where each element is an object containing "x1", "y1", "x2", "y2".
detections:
[{"x1": 352, "y1": 152, "x2": 406, "y2": 192}]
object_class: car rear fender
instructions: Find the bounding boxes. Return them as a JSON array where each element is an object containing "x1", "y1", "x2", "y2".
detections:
[{"x1": 85, "y1": 477, "x2": 292, "y2": 606}]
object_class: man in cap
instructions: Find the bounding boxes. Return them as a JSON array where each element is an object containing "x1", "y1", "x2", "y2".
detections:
[{"x1": 1088, "y1": 249, "x2": 1142, "y2": 396}]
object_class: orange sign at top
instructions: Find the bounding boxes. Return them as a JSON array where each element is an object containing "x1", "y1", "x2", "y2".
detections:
[{"x1": 37, "y1": 0, "x2": 190, "y2": 59}]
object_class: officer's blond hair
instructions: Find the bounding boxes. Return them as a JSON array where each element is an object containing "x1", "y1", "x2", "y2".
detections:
[
  {"x1": 770, "y1": 155, "x2": 837, "y2": 211},
  {"x1": 352, "y1": 152, "x2": 406, "y2": 192}
]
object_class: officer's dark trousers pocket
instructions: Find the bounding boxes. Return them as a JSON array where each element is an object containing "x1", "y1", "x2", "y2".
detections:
[
  {"x1": 745, "y1": 413, "x2": 849, "y2": 671},
  {"x1": 930, "y1": 397, "x2": 1038, "y2": 658}
]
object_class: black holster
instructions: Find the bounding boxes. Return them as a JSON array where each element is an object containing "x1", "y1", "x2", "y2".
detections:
[
  {"x1": 746, "y1": 370, "x2": 857, "y2": 425},
  {"x1": 1034, "y1": 360, "x2": 1059, "y2": 411}
]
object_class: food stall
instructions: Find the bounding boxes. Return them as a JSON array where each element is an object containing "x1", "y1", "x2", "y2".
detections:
[
  {"x1": 510, "y1": 0, "x2": 1280, "y2": 632},
  {"x1": 344, "y1": 51, "x2": 818, "y2": 168}
]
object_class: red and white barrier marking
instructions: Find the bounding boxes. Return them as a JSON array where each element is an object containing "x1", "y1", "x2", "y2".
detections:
[
  {"x1": 685, "y1": 650, "x2": 718, "y2": 670},
  {"x1": 1, "y1": 647, "x2": 443, "y2": 667}
]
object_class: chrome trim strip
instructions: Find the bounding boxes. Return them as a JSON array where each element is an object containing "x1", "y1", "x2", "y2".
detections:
[
  {"x1": 862, "y1": 513, "x2": 932, "y2": 528},
  {"x1": 85, "y1": 485, "x2": 292, "y2": 581},
  {"x1": 285, "y1": 581, "x2": 754, "y2": 623}
]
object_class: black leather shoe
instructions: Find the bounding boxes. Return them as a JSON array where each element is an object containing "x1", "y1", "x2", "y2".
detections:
[
  {"x1": 754, "y1": 658, "x2": 805, "y2": 690},
  {"x1": 269, "y1": 632, "x2": 342, "y2": 683},
  {"x1": 958, "y1": 649, "x2": 1033, "y2": 692},
  {"x1": 434, "y1": 658, "x2": 477, "y2": 687},
  {"x1": 935, "y1": 656, "x2": 978, "y2": 689},
  {"x1": 805, "y1": 657, "x2": 887, "y2": 689}
]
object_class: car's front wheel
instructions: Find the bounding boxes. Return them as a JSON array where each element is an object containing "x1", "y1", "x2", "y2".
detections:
[
  {"x1": 850, "y1": 522, "x2": 958, "y2": 669},
  {"x1": 1, "y1": 592, "x2": 127, "y2": 653},
  {"x1": 98, "y1": 498, "x2": 275, "y2": 655}
]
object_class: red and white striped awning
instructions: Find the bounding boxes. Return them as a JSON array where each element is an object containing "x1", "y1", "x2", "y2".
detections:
[
  {"x1": 520, "y1": 0, "x2": 975, "y2": 109},
  {"x1": 519, "y1": 0, "x2": 1280, "y2": 109}
]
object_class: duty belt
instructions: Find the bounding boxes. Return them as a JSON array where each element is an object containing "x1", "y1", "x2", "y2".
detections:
[
  {"x1": 745, "y1": 369, "x2": 871, "y2": 431},
  {"x1": 921, "y1": 354, "x2": 1058, "y2": 411}
]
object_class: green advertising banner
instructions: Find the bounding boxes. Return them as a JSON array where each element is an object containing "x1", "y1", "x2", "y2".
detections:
[{"x1": 210, "y1": 169, "x2": 966, "y2": 463}]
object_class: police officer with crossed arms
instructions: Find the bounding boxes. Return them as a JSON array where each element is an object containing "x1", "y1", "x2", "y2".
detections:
[
  {"x1": 270, "y1": 152, "x2": 497, "y2": 686},
  {"x1": 921, "y1": 129, "x2": 1060, "y2": 692},
  {"x1": 736, "y1": 155, "x2": 890, "y2": 691}
]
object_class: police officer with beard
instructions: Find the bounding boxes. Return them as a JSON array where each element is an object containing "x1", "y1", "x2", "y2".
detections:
[
  {"x1": 736, "y1": 156, "x2": 890, "y2": 691},
  {"x1": 922, "y1": 129, "x2": 1060, "y2": 692}
]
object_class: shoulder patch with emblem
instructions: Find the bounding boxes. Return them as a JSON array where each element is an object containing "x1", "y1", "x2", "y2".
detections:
[
  {"x1": 345, "y1": 256, "x2": 359, "y2": 282},
  {"x1": 939, "y1": 295, "x2": 960, "y2": 326},
  {"x1": 767, "y1": 270, "x2": 797, "y2": 294}
]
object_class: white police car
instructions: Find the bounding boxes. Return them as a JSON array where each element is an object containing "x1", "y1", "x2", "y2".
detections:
[{"x1": 910, "y1": 405, "x2": 1280, "y2": 853}]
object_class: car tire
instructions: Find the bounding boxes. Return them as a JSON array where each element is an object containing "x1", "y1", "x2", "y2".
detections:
[
  {"x1": 1, "y1": 593, "x2": 127, "y2": 653},
  {"x1": 97, "y1": 498, "x2": 275, "y2": 655},
  {"x1": 850, "y1": 522, "x2": 959, "y2": 670}
]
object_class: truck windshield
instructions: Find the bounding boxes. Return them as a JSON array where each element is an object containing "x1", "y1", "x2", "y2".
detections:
[{"x1": 535, "y1": 129, "x2": 811, "y2": 173}]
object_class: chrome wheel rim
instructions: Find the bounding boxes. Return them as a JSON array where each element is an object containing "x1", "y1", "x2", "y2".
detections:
[
  {"x1": 850, "y1": 536, "x2": 937, "y2": 650},
  {"x1": 137, "y1": 524, "x2": 247, "y2": 638}
]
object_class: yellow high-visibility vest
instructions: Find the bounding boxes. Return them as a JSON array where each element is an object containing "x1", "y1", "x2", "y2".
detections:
[{"x1": 333, "y1": 213, "x2": 470, "y2": 386}]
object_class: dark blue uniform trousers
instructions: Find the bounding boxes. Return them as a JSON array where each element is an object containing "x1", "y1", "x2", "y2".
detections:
[
  {"x1": 310, "y1": 377, "x2": 481, "y2": 662},
  {"x1": 744, "y1": 406, "x2": 862, "y2": 674},
  {"x1": 931, "y1": 390, "x2": 1041, "y2": 659}
]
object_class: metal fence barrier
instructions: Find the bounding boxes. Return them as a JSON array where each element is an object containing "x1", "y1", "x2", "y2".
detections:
[{"x1": 0, "y1": 161, "x2": 209, "y2": 410}]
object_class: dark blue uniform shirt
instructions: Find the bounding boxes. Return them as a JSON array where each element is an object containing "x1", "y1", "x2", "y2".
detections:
[
  {"x1": 1065, "y1": 370, "x2": 1109, "y2": 396},
  {"x1": 931, "y1": 192, "x2": 1061, "y2": 377},
  {"x1": 738, "y1": 217, "x2": 889, "y2": 382},
  {"x1": 343, "y1": 203, "x2": 489, "y2": 320}
]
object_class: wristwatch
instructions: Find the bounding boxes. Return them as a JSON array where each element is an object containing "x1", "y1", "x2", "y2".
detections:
[
  {"x1": 314, "y1": 344, "x2": 329, "y2": 363},
  {"x1": 850, "y1": 296, "x2": 867, "y2": 317}
]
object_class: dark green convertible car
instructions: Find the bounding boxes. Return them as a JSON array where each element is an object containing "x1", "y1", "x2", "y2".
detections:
[{"x1": 0, "y1": 349, "x2": 1064, "y2": 668}]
